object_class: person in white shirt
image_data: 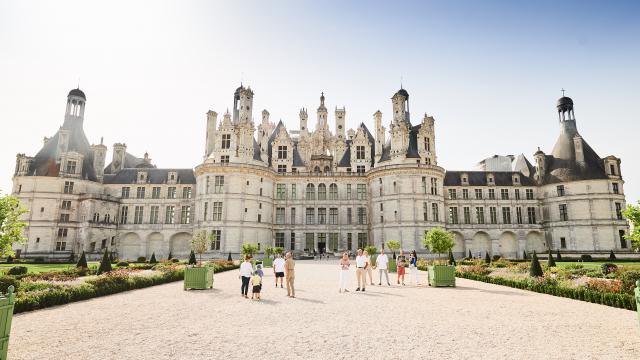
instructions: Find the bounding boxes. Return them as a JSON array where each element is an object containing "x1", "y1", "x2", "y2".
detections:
[
  {"x1": 239, "y1": 256, "x2": 253, "y2": 299},
  {"x1": 376, "y1": 249, "x2": 391, "y2": 286},
  {"x1": 355, "y1": 249, "x2": 368, "y2": 292},
  {"x1": 273, "y1": 254, "x2": 286, "y2": 288}
]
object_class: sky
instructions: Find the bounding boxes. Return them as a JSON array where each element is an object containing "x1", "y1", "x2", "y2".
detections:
[{"x1": 0, "y1": 0, "x2": 639, "y2": 203}]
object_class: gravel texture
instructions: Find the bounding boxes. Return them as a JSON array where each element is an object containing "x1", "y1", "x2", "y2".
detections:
[{"x1": 9, "y1": 261, "x2": 640, "y2": 359}]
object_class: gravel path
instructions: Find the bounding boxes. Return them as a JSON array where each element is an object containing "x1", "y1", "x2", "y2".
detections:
[{"x1": 9, "y1": 261, "x2": 640, "y2": 359}]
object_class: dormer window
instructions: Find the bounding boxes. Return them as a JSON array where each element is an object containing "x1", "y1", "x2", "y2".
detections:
[
  {"x1": 278, "y1": 146, "x2": 288, "y2": 160},
  {"x1": 513, "y1": 175, "x2": 520, "y2": 184},
  {"x1": 461, "y1": 174, "x2": 469, "y2": 185},
  {"x1": 138, "y1": 171, "x2": 147, "y2": 182},
  {"x1": 168, "y1": 171, "x2": 177, "y2": 183},
  {"x1": 487, "y1": 174, "x2": 494, "y2": 185}
]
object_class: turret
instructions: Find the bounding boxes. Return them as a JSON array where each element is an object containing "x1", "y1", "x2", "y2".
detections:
[
  {"x1": 111, "y1": 143, "x2": 127, "y2": 173},
  {"x1": 299, "y1": 108, "x2": 309, "y2": 137},
  {"x1": 91, "y1": 137, "x2": 107, "y2": 181},
  {"x1": 335, "y1": 107, "x2": 346, "y2": 140},
  {"x1": 63, "y1": 88, "x2": 86, "y2": 128},
  {"x1": 374, "y1": 110, "x2": 384, "y2": 157},
  {"x1": 534, "y1": 147, "x2": 546, "y2": 184},
  {"x1": 205, "y1": 110, "x2": 218, "y2": 157},
  {"x1": 391, "y1": 88, "x2": 410, "y2": 125},
  {"x1": 233, "y1": 84, "x2": 254, "y2": 124},
  {"x1": 317, "y1": 92, "x2": 328, "y2": 130}
]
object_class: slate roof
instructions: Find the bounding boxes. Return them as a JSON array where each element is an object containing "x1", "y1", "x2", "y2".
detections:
[
  {"x1": 444, "y1": 171, "x2": 535, "y2": 186},
  {"x1": 103, "y1": 168, "x2": 196, "y2": 184},
  {"x1": 104, "y1": 152, "x2": 149, "y2": 174}
]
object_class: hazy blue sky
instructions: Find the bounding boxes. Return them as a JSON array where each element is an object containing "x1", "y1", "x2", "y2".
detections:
[{"x1": 1, "y1": 0, "x2": 639, "y2": 203}]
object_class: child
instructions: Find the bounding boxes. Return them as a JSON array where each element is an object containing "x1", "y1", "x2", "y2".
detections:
[
  {"x1": 255, "y1": 264, "x2": 264, "y2": 278},
  {"x1": 251, "y1": 271, "x2": 262, "y2": 300}
]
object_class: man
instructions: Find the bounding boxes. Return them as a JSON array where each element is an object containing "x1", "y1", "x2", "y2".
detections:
[
  {"x1": 355, "y1": 249, "x2": 367, "y2": 292},
  {"x1": 377, "y1": 248, "x2": 391, "y2": 286},
  {"x1": 285, "y1": 251, "x2": 296, "y2": 298},
  {"x1": 273, "y1": 253, "x2": 286, "y2": 288}
]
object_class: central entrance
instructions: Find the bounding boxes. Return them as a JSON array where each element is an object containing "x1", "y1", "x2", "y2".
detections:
[{"x1": 317, "y1": 233, "x2": 326, "y2": 254}]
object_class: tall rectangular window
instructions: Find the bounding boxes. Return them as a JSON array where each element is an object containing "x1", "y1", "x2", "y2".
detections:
[
  {"x1": 430, "y1": 178, "x2": 438, "y2": 195},
  {"x1": 357, "y1": 233, "x2": 368, "y2": 249},
  {"x1": 120, "y1": 206, "x2": 129, "y2": 224},
  {"x1": 305, "y1": 233, "x2": 314, "y2": 251},
  {"x1": 134, "y1": 206, "x2": 144, "y2": 224},
  {"x1": 182, "y1": 187, "x2": 192, "y2": 199},
  {"x1": 422, "y1": 177, "x2": 427, "y2": 194},
  {"x1": 615, "y1": 202, "x2": 623, "y2": 220},
  {"x1": 357, "y1": 207, "x2": 367, "y2": 225},
  {"x1": 167, "y1": 187, "x2": 176, "y2": 199},
  {"x1": 346, "y1": 184, "x2": 352, "y2": 200},
  {"x1": 221, "y1": 134, "x2": 231, "y2": 149},
  {"x1": 276, "y1": 184, "x2": 287, "y2": 200},
  {"x1": 329, "y1": 233, "x2": 339, "y2": 252},
  {"x1": 318, "y1": 185, "x2": 327, "y2": 200},
  {"x1": 66, "y1": 160, "x2": 76, "y2": 174},
  {"x1": 165, "y1": 206, "x2": 175, "y2": 224},
  {"x1": 516, "y1": 207, "x2": 523, "y2": 224},
  {"x1": 475, "y1": 207, "x2": 485, "y2": 224},
  {"x1": 203, "y1": 202, "x2": 208, "y2": 221},
  {"x1": 490, "y1": 207, "x2": 497, "y2": 224},
  {"x1": 152, "y1": 187, "x2": 161, "y2": 199},
  {"x1": 502, "y1": 207, "x2": 512, "y2": 224},
  {"x1": 356, "y1": 146, "x2": 365, "y2": 160},
  {"x1": 290, "y1": 207, "x2": 296, "y2": 224},
  {"x1": 276, "y1": 208, "x2": 285, "y2": 224},
  {"x1": 212, "y1": 202, "x2": 222, "y2": 221},
  {"x1": 329, "y1": 184, "x2": 338, "y2": 200},
  {"x1": 210, "y1": 230, "x2": 221, "y2": 250},
  {"x1": 329, "y1": 208, "x2": 338, "y2": 225},
  {"x1": 181, "y1": 206, "x2": 191, "y2": 224},
  {"x1": 423, "y1": 202, "x2": 428, "y2": 221},
  {"x1": 275, "y1": 232, "x2": 285, "y2": 248},
  {"x1": 278, "y1": 146, "x2": 288, "y2": 159},
  {"x1": 560, "y1": 237, "x2": 567, "y2": 249},
  {"x1": 501, "y1": 189, "x2": 509, "y2": 200},
  {"x1": 527, "y1": 207, "x2": 536, "y2": 224},
  {"x1": 557, "y1": 185, "x2": 565, "y2": 197},
  {"x1": 448, "y1": 189, "x2": 457, "y2": 200},
  {"x1": 290, "y1": 232, "x2": 296, "y2": 250},
  {"x1": 475, "y1": 189, "x2": 483, "y2": 199},
  {"x1": 488, "y1": 189, "x2": 495, "y2": 200},
  {"x1": 150, "y1": 206, "x2": 159, "y2": 224},
  {"x1": 612, "y1": 183, "x2": 619, "y2": 194},
  {"x1": 347, "y1": 208, "x2": 352, "y2": 224},
  {"x1": 136, "y1": 187, "x2": 145, "y2": 199},
  {"x1": 431, "y1": 203, "x2": 439, "y2": 222},
  {"x1": 63, "y1": 181, "x2": 74, "y2": 194},
  {"x1": 214, "y1": 176, "x2": 224, "y2": 193},
  {"x1": 306, "y1": 208, "x2": 315, "y2": 225},
  {"x1": 347, "y1": 233, "x2": 353, "y2": 251},
  {"x1": 318, "y1": 208, "x2": 327, "y2": 224},
  {"x1": 559, "y1": 204, "x2": 568, "y2": 221},
  {"x1": 619, "y1": 230, "x2": 627, "y2": 248},
  {"x1": 526, "y1": 188, "x2": 534, "y2": 200},
  {"x1": 291, "y1": 184, "x2": 297, "y2": 199},
  {"x1": 357, "y1": 184, "x2": 367, "y2": 200},
  {"x1": 514, "y1": 189, "x2": 520, "y2": 200},
  {"x1": 462, "y1": 189, "x2": 469, "y2": 200},
  {"x1": 463, "y1": 207, "x2": 471, "y2": 224},
  {"x1": 121, "y1": 187, "x2": 130, "y2": 199},
  {"x1": 449, "y1": 207, "x2": 458, "y2": 224}
]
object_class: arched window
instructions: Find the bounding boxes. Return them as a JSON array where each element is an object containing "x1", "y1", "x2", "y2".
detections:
[
  {"x1": 318, "y1": 184, "x2": 327, "y2": 200},
  {"x1": 329, "y1": 183, "x2": 338, "y2": 200},
  {"x1": 324, "y1": 166, "x2": 331, "y2": 174},
  {"x1": 306, "y1": 184, "x2": 315, "y2": 200},
  {"x1": 314, "y1": 166, "x2": 321, "y2": 173}
]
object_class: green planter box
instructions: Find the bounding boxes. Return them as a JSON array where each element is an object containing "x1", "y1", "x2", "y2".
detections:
[
  {"x1": 262, "y1": 258, "x2": 273, "y2": 268},
  {"x1": 428, "y1": 265, "x2": 456, "y2": 287},
  {"x1": 0, "y1": 286, "x2": 15, "y2": 360},
  {"x1": 388, "y1": 259, "x2": 397, "y2": 273},
  {"x1": 635, "y1": 280, "x2": 640, "y2": 326},
  {"x1": 184, "y1": 267, "x2": 214, "y2": 290}
]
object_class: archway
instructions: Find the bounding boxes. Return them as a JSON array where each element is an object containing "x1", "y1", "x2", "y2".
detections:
[
  {"x1": 120, "y1": 232, "x2": 142, "y2": 260},
  {"x1": 471, "y1": 231, "x2": 491, "y2": 258},
  {"x1": 147, "y1": 232, "x2": 165, "y2": 259},
  {"x1": 170, "y1": 232, "x2": 192, "y2": 258},
  {"x1": 452, "y1": 231, "x2": 465, "y2": 258},
  {"x1": 499, "y1": 231, "x2": 517, "y2": 259},
  {"x1": 526, "y1": 231, "x2": 546, "y2": 254}
]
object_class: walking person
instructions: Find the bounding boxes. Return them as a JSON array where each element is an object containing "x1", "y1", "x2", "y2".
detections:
[
  {"x1": 355, "y1": 249, "x2": 367, "y2": 292},
  {"x1": 377, "y1": 248, "x2": 391, "y2": 286},
  {"x1": 409, "y1": 250, "x2": 419, "y2": 286},
  {"x1": 339, "y1": 252, "x2": 350, "y2": 293},
  {"x1": 396, "y1": 250, "x2": 407, "y2": 286},
  {"x1": 273, "y1": 253, "x2": 286, "y2": 288},
  {"x1": 363, "y1": 250, "x2": 374, "y2": 286},
  {"x1": 251, "y1": 271, "x2": 262, "y2": 300},
  {"x1": 285, "y1": 252, "x2": 296, "y2": 298},
  {"x1": 239, "y1": 255, "x2": 253, "y2": 298}
]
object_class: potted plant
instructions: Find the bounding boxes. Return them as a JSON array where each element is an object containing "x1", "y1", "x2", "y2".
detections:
[
  {"x1": 423, "y1": 228, "x2": 456, "y2": 287},
  {"x1": 184, "y1": 230, "x2": 214, "y2": 290},
  {"x1": 385, "y1": 240, "x2": 400, "y2": 273},
  {"x1": 263, "y1": 246, "x2": 275, "y2": 268}
]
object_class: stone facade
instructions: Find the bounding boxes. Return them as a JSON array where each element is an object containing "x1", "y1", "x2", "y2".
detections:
[{"x1": 10, "y1": 87, "x2": 629, "y2": 260}]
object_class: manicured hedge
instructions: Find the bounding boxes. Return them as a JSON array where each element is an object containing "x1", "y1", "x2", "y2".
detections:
[
  {"x1": 13, "y1": 262, "x2": 238, "y2": 314},
  {"x1": 456, "y1": 271, "x2": 637, "y2": 311}
]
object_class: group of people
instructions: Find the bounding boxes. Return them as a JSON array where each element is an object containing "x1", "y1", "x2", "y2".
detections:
[
  {"x1": 239, "y1": 252, "x2": 296, "y2": 301},
  {"x1": 340, "y1": 249, "x2": 420, "y2": 292}
]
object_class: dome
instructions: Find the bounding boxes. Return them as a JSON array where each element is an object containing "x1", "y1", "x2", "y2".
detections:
[
  {"x1": 68, "y1": 88, "x2": 86, "y2": 100},
  {"x1": 557, "y1": 96, "x2": 573, "y2": 111},
  {"x1": 395, "y1": 88, "x2": 409, "y2": 98}
]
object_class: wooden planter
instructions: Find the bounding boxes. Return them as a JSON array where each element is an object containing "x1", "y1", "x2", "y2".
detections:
[
  {"x1": 635, "y1": 280, "x2": 640, "y2": 326},
  {"x1": 0, "y1": 286, "x2": 15, "y2": 360},
  {"x1": 184, "y1": 266, "x2": 214, "y2": 290},
  {"x1": 428, "y1": 265, "x2": 456, "y2": 287}
]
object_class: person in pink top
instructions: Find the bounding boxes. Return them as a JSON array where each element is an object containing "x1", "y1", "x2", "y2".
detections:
[{"x1": 339, "y1": 252, "x2": 350, "y2": 293}]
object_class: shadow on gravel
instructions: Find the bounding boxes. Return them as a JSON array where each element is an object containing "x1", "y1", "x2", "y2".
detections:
[
  {"x1": 293, "y1": 297, "x2": 325, "y2": 304},
  {"x1": 453, "y1": 286, "x2": 526, "y2": 296}
]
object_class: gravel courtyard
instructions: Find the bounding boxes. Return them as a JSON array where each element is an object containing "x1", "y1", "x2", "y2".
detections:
[{"x1": 9, "y1": 261, "x2": 640, "y2": 359}]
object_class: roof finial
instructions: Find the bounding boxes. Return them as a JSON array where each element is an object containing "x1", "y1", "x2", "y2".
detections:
[
  {"x1": 77, "y1": 77, "x2": 80, "y2": 89},
  {"x1": 561, "y1": 88, "x2": 566, "y2": 97},
  {"x1": 400, "y1": 75, "x2": 403, "y2": 89}
]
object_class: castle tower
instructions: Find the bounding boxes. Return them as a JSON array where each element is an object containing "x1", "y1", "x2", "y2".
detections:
[
  {"x1": 299, "y1": 108, "x2": 309, "y2": 137},
  {"x1": 233, "y1": 84, "x2": 254, "y2": 124},
  {"x1": 64, "y1": 88, "x2": 86, "y2": 128},
  {"x1": 335, "y1": 106, "x2": 346, "y2": 140},
  {"x1": 391, "y1": 88, "x2": 410, "y2": 125},
  {"x1": 111, "y1": 143, "x2": 127, "y2": 172},
  {"x1": 91, "y1": 137, "x2": 107, "y2": 181},
  {"x1": 317, "y1": 92, "x2": 328, "y2": 130},
  {"x1": 205, "y1": 110, "x2": 218, "y2": 158},
  {"x1": 374, "y1": 110, "x2": 384, "y2": 158}
]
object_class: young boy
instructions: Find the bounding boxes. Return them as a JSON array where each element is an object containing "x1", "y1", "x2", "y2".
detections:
[{"x1": 251, "y1": 271, "x2": 262, "y2": 300}]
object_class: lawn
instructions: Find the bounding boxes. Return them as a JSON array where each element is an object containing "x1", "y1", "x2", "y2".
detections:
[
  {"x1": 0, "y1": 262, "x2": 99, "y2": 274},
  {"x1": 555, "y1": 261, "x2": 640, "y2": 270}
]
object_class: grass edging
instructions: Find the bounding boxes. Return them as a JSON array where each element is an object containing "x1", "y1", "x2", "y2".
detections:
[
  {"x1": 13, "y1": 264, "x2": 239, "y2": 314},
  {"x1": 456, "y1": 271, "x2": 637, "y2": 311}
]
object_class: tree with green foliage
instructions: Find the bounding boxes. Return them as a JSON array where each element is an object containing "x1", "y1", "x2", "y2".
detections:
[
  {"x1": 149, "y1": 252, "x2": 157, "y2": 264},
  {"x1": 422, "y1": 228, "x2": 455, "y2": 265},
  {"x1": 274, "y1": 247, "x2": 284, "y2": 256},
  {"x1": 529, "y1": 251, "x2": 543, "y2": 277},
  {"x1": 0, "y1": 194, "x2": 28, "y2": 257},
  {"x1": 264, "y1": 246, "x2": 275, "y2": 259},
  {"x1": 385, "y1": 240, "x2": 400, "y2": 259},
  {"x1": 622, "y1": 202, "x2": 640, "y2": 250},
  {"x1": 69, "y1": 251, "x2": 75, "y2": 263},
  {"x1": 556, "y1": 249, "x2": 562, "y2": 261},
  {"x1": 97, "y1": 248, "x2": 112, "y2": 275},
  {"x1": 241, "y1": 243, "x2": 259, "y2": 259},
  {"x1": 468, "y1": 249, "x2": 472, "y2": 259},
  {"x1": 608, "y1": 250, "x2": 616, "y2": 261},
  {"x1": 76, "y1": 251, "x2": 88, "y2": 268},
  {"x1": 364, "y1": 245, "x2": 378, "y2": 256},
  {"x1": 547, "y1": 249, "x2": 556, "y2": 267},
  {"x1": 188, "y1": 250, "x2": 197, "y2": 265},
  {"x1": 448, "y1": 249, "x2": 456, "y2": 266},
  {"x1": 191, "y1": 230, "x2": 208, "y2": 264},
  {"x1": 484, "y1": 251, "x2": 491, "y2": 264}
]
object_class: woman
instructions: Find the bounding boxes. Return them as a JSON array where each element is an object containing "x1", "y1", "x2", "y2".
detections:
[
  {"x1": 396, "y1": 250, "x2": 406, "y2": 286},
  {"x1": 239, "y1": 255, "x2": 253, "y2": 298},
  {"x1": 409, "y1": 250, "x2": 419, "y2": 286},
  {"x1": 363, "y1": 250, "x2": 374, "y2": 286},
  {"x1": 339, "y1": 252, "x2": 350, "y2": 293}
]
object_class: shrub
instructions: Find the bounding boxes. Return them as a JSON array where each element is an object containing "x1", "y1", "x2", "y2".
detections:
[
  {"x1": 117, "y1": 261, "x2": 129, "y2": 267},
  {"x1": 529, "y1": 251, "x2": 543, "y2": 277},
  {"x1": 556, "y1": 249, "x2": 562, "y2": 261},
  {"x1": 580, "y1": 254, "x2": 593, "y2": 262},
  {"x1": 585, "y1": 278, "x2": 621, "y2": 293},
  {"x1": 468, "y1": 249, "x2": 472, "y2": 259},
  {"x1": 167, "y1": 252, "x2": 172, "y2": 260},
  {"x1": 484, "y1": 252, "x2": 491, "y2": 264},
  {"x1": 76, "y1": 251, "x2": 88, "y2": 268},
  {"x1": 492, "y1": 255, "x2": 501, "y2": 261},
  {"x1": 150, "y1": 252, "x2": 158, "y2": 264},
  {"x1": 547, "y1": 249, "x2": 556, "y2": 267},
  {"x1": 34, "y1": 257, "x2": 45, "y2": 263},
  {"x1": 6, "y1": 256, "x2": 13, "y2": 264},
  {"x1": 97, "y1": 249, "x2": 112, "y2": 275},
  {"x1": 0, "y1": 275, "x2": 19, "y2": 293},
  {"x1": 227, "y1": 252, "x2": 232, "y2": 261},
  {"x1": 136, "y1": 256, "x2": 146, "y2": 263},
  {"x1": 608, "y1": 250, "x2": 616, "y2": 261},
  {"x1": 171, "y1": 258, "x2": 179, "y2": 263},
  {"x1": 7, "y1": 266, "x2": 28, "y2": 275},
  {"x1": 617, "y1": 270, "x2": 640, "y2": 294},
  {"x1": 448, "y1": 249, "x2": 456, "y2": 266},
  {"x1": 601, "y1": 263, "x2": 618, "y2": 275},
  {"x1": 364, "y1": 246, "x2": 378, "y2": 256},
  {"x1": 188, "y1": 250, "x2": 197, "y2": 265},
  {"x1": 523, "y1": 250, "x2": 528, "y2": 260}
]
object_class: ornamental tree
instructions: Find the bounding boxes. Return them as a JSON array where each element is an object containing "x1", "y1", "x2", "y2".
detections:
[
  {"x1": 0, "y1": 195, "x2": 28, "y2": 257},
  {"x1": 556, "y1": 249, "x2": 562, "y2": 261},
  {"x1": 364, "y1": 245, "x2": 378, "y2": 256},
  {"x1": 468, "y1": 249, "x2": 472, "y2": 259},
  {"x1": 76, "y1": 251, "x2": 88, "y2": 268},
  {"x1": 529, "y1": 251, "x2": 543, "y2": 277},
  {"x1": 241, "y1": 243, "x2": 259, "y2": 259},
  {"x1": 547, "y1": 249, "x2": 556, "y2": 267},
  {"x1": 188, "y1": 250, "x2": 197, "y2": 265},
  {"x1": 385, "y1": 240, "x2": 400, "y2": 259},
  {"x1": 622, "y1": 202, "x2": 640, "y2": 250},
  {"x1": 448, "y1": 249, "x2": 456, "y2": 266},
  {"x1": 191, "y1": 230, "x2": 208, "y2": 264},
  {"x1": 484, "y1": 251, "x2": 491, "y2": 264},
  {"x1": 608, "y1": 250, "x2": 616, "y2": 261},
  {"x1": 97, "y1": 248, "x2": 112, "y2": 275},
  {"x1": 422, "y1": 228, "x2": 455, "y2": 265},
  {"x1": 264, "y1": 246, "x2": 275, "y2": 259},
  {"x1": 149, "y1": 252, "x2": 157, "y2": 264}
]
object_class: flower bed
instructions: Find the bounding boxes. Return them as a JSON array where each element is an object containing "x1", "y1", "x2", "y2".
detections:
[{"x1": 10, "y1": 261, "x2": 238, "y2": 314}]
